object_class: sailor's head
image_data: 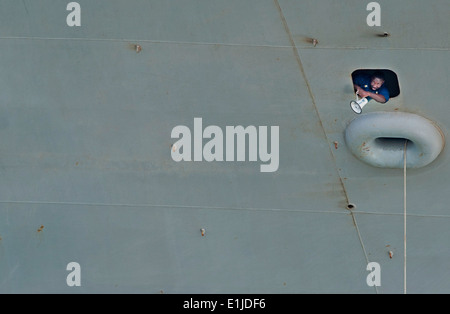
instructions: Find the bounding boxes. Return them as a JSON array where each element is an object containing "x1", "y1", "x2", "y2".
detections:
[{"x1": 370, "y1": 72, "x2": 385, "y2": 91}]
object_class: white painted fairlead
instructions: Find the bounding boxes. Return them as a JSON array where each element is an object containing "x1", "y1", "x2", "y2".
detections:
[{"x1": 345, "y1": 112, "x2": 445, "y2": 168}]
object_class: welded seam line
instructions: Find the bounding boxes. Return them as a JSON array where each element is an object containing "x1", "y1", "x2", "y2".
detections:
[
  {"x1": 0, "y1": 36, "x2": 448, "y2": 51},
  {"x1": 272, "y1": 0, "x2": 350, "y2": 205},
  {"x1": 351, "y1": 212, "x2": 379, "y2": 294},
  {"x1": 0, "y1": 36, "x2": 290, "y2": 49},
  {"x1": 0, "y1": 200, "x2": 347, "y2": 215}
]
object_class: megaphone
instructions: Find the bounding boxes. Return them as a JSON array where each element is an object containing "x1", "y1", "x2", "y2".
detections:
[{"x1": 350, "y1": 93, "x2": 369, "y2": 114}]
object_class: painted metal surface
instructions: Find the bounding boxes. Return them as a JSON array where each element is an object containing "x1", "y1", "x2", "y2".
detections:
[
  {"x1": 345, "y1": 112, "x2": 445, "y2": 168},
  {"x1": 0, "y1": 0, "x2": 449, "y2": 293}
]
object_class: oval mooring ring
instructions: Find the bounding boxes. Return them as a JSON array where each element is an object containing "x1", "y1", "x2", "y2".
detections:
[{"x1": 345, "y1": 112, "x2": 445, "y2": 168}]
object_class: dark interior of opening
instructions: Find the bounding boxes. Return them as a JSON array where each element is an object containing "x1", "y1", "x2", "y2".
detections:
[
  {"x1": 375, "y1": 137, "x2": 413, "y2": 150},
  {"x1": 351, "y1": 69, "x2": 400, "y2": 98}
]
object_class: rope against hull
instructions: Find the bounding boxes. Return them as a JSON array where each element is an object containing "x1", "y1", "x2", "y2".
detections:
[{"x1": 404, "y1": 140, "x2": 407, "y2": 294}]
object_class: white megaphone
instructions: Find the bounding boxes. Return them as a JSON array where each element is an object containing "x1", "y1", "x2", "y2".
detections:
[{"x1": 350, "y1": 92, "x2": 369, "y2": 114}]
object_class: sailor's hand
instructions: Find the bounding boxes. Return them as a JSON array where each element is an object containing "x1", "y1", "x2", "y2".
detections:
[{"x1": 356, "y1": 87, "x2": 369, "y2": 98}]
